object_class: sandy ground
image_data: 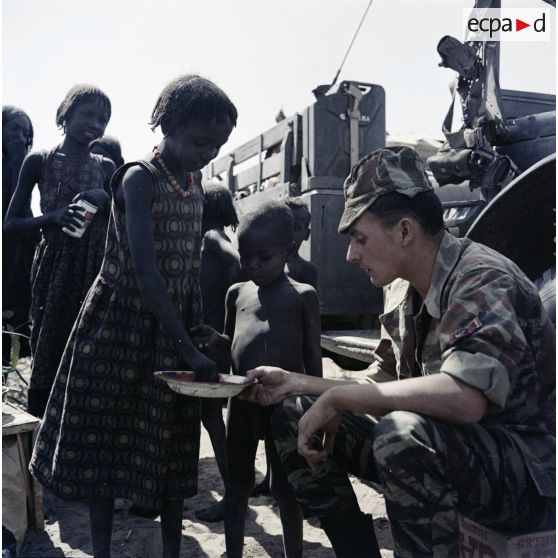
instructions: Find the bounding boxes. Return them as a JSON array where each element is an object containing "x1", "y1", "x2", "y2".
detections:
[{"x1": 6, "y1": 358, "x2": 395, "y2": 557}]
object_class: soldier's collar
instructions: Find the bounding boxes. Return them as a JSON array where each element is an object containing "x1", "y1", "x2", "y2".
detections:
[{"x1": 422, "y1": 232, "x2": 462, "y2": 319}]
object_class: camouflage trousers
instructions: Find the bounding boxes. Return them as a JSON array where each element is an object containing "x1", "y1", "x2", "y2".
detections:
[{"x1": 271, "y1": 396, "x2": 555, "y2": 558}]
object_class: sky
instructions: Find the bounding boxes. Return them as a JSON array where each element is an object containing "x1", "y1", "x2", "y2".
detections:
[{"x1": 3, "y1": 0, "x2": 556, "y2": 166}]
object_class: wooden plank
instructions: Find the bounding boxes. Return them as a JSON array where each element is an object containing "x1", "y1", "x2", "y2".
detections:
[
  {"x1": 16, "y1": 433, "x2": 35, "y2": 527},
  {"x1": 2, "y1": 402, "x2": 40, "y2": 437},
  {"x1": 321, "y1": 330, "x2": 381, "y2": 363},
  {"x1": 234, "y1": 136, "x2": 262, "y2": 166},
  {"x1": 210, "y1": 156, "x2": 231, "y2": 176},
  {"x1": 291, "y1": 115, "x2": 303, "y2": 165},
  {"x1": 31, "y1": 427, "x2": 45, "y2": 530},
  {"x1": 257, "y1": 135, "x2": 263, "y2": 191},
  {"x1": 233, "y1": 156, "x2": 283, "y2": 191},
  {"x1": 209, "y1": 153, "x2": 235, "y2": 178},
  {"x1": 234, "y1": 166, "x2": 259, "y2": 191},
  {"x1": 262, "y1": 156, "x2": 282, "y2": 180},
  {"x1": 280, "y1": 127, "x2": 293, "y2": 183},
  {"x1": 261, "y1": 119, "x2": 291, "y2": 151},
  {"x1": 211, "y1": 118, "x2": 296, "y2": 173}
]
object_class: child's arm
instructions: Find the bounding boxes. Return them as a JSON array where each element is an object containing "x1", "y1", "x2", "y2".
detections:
[
  {"x1": 216, "y1": 236, "x2": 243, "y2": 286},
  {"x1": 223, "y1": 284, "x2": 239, "y2": 342},
  {"x1": 204, "y1": 231, "x2": 242, "y2": 286},
  {"x1": 123, "y1": 165, "x2": 219, "y2": 382},
  {"x1": 307, "y1": 263, "x2": 319, "y2": 291},
  {"x1": 190, "y1": 283, "x2": 239, "y2": 373},
  {"x1": 302, "y1": 287, "x2": 323, "y2": 378},
  {"x1": 3, "y1": 152, "x2": 84, "y2": 236},
  {"x1": 4, "y1": 139, "x2": 28, "y2": 194}
]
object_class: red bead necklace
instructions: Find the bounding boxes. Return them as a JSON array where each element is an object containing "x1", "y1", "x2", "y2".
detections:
[{"x1": 153, "y1": 148, "x2": 193, "y2": 198}]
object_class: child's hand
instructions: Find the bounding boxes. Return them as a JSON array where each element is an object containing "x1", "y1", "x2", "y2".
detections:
[
  {"x1": 49, "y1": 204, "x2": 85, "y2": 229},
  {"x1": 190, "y1": 325, "x2": 231, "y2": 373},
  {"x1": 188, "y1": 352, "x2": 220, "y2": 383},
  {"x1": 73, "y1": 189, "x2": 110, "y2": 211},
  {"x1": 190, "y1": 325, "x2": 222, "y2": 352}
]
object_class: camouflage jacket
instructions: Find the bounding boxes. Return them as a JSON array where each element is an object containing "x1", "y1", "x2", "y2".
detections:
[{"x1": 367, "y1": 232, "x2": 555, "y2": 497}]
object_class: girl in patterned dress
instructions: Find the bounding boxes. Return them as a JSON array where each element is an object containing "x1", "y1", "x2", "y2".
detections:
[
  {"x1": 30, "y1": 75, "x2": 237, "y2": 558},
  {"x1": 4, "y1": 85, "x2": 115, "y2": 417}
]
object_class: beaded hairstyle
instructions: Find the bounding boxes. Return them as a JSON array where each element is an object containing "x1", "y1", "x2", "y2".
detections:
[
  {"x1": 202, "y1": 181, "x2": 239, "y2": 230},
  {"x1": 285, "y1": 198, "x2": 311, "y2": 228},
  {"x1": 2, "y1": 105, "x2": 34, "y2": 152},
  {"x1": 150, "y1": 74, "x2": 238, "y2": 135},
  {"x1": 237, "y1": 200, "x2": 294, "y2": 249},
  {"x1": 56, "y1": 84, "x2": 112, "y2": 130}
]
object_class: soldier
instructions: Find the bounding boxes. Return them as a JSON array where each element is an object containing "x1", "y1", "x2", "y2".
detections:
[{"x1": 241, "y1": 146, "x2": 556, "y2": 558}]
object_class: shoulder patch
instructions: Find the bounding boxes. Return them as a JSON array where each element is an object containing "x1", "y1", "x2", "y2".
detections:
[{"x1": 450, "y1": 317, "x2": 483, "y2": 344}]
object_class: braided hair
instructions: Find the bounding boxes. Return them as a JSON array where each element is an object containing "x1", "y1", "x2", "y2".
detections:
[
  {"x1": 150, "y1": 74, "x2": 237, "y2": 135},
  {"x1": 285, "y1": 198, "x2": 311, "y2": 228},
  {"x1": 237, "y1": 200, "x2": 294, "y2": 249},
  {"x1": 56, "y1": 84, "x2": 111, "y2": 130},
  {"x1": 202, "y1": 181, "x2": 239, "y2": 230}
]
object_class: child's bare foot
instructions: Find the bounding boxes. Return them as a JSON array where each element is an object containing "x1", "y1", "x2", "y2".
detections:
[{"x1": 195, "y1": 499, "x2": 224, "y2": 522}]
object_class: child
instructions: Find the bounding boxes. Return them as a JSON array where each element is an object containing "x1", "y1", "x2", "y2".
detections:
[
  {"x1": 250, "y1": 197, "x2": 320, "y2": 500},
  {"x1": 2, "y1": 105, "x2": 34, "y2": 219},
  {"x1": 201, "y1": 181, "x2": 242, "y2": 331},
  {"x1": 285, "y1": 197, "x2": 318, "y2": 290},
  {"x1": 29, "y1": 74, "x2": 236, "y2": 558},
  {"x1": 193, "y1": 200, "x2": 323, "y2": 558},
  {"x1": 3, "y1": 86, "x2": 115, "y2": 417},
  {"x1": 2, "y1": 106, "x2": 36, "y2": 362},
  {"x1": 90, "y1": 135, "x2": 125, "y2": 168},
  {"x1": 196, "y1": 181, "x2": 243, "y2": 522}
]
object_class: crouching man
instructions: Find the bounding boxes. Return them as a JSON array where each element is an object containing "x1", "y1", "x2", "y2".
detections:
[{"x1": 241, "y1": 146, "x2": 555, "y2": 558}]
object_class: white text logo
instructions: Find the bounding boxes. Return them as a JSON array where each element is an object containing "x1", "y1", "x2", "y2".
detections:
[{"x1": 463, "y1": 8, "x2": 551, "y2": 41}]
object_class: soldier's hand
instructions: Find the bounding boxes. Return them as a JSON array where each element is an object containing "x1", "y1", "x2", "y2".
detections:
[
  {"x1": 297, "y1": 390, "x2": 342, "y2": 470},
  {"x1": 240, "y1": 366, "x2": 291, "y2": 405}
]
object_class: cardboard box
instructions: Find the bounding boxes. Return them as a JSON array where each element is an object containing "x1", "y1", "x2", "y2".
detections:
[{"x1": 459, "y1": 515, "x2": 555, "y2": 558}]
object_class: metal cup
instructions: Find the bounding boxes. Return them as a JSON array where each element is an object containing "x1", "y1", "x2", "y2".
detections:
[{"x1": 62, "y1": 199, "x2": 98, "y2": 238}]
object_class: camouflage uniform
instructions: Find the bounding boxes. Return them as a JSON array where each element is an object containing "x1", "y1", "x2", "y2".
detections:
[{"x1": 272, "y1": 232, "x2": 555, "y2": 558}]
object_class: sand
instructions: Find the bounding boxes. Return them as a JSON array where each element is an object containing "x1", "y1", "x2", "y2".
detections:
[{"x1": 7, "y1": 358, "x2": 395, "y2": 557}]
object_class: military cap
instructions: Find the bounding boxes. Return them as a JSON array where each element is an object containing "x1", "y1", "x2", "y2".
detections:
[{"x1": 338, "y1": 146, "x2": 433, "y2": 233}]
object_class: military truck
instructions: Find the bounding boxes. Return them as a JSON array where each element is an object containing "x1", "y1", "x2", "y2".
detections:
[{"x1": 203, "y1": 0, "x2": 555, "y2": 366}]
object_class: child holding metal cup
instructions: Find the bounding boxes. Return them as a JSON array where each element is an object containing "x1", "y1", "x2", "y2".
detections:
[{"x1": 3, "y1": 84, "x2": 115, "y2": 417}]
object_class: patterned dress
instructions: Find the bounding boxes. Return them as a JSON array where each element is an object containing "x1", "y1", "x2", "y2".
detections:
[
  {"x1": 30, "y1": 160, "x2": 204, "y2": 507},
  {"x1": 28, "y1": 148, "x2": 110, "y2": 416}
]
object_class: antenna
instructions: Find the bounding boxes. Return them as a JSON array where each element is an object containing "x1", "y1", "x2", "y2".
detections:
[{"x1": 330, "y1": 0, "x2": 374, "y2": 87}]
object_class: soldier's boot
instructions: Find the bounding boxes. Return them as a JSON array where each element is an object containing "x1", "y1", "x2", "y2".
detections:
[{"x1": 320, "y1": 511, "x2": 381, "y2": 558}]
